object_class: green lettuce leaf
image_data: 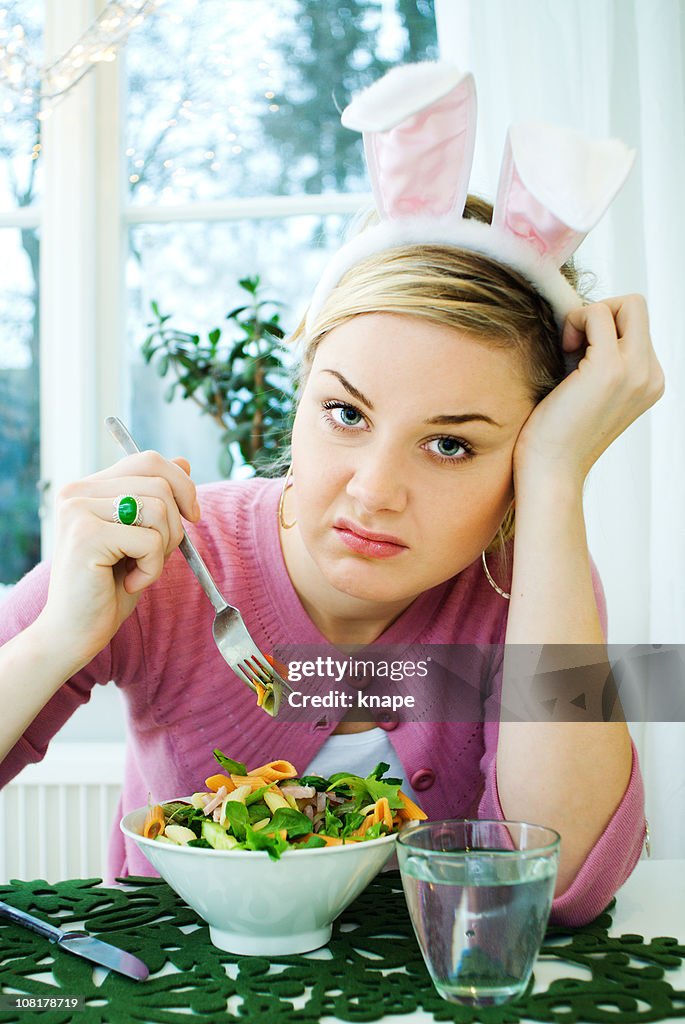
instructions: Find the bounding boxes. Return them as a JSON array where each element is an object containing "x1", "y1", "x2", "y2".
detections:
[
  {"x1": 244, "y1": 823, "x2": 289, "y2": 859},
  {"x1": 324, "y1": 806, "x2": 342, "y2": 836},
  {"x1": 222, "y1": 800, "x2": 249, "y2": 840},
  {"x1": 340, "y1": 811, "x2": 365, "y2": 837},
  {"x1": 293, "y1": 775, "x2": 329, "y2": 791},
  {"x1": 245, "y1": 783, "x2": 275, "y2": 805},
  {"x1": 259, "y1": 807, "x2": 312, "y2": 838},
  {"x1": 212, "y1": 749, "x2": 247, "y2": 776},
  {"x1": 247, "y1": 801, "x2": 271, "y2": 823},
  {"x1": 364, "y1": 777, "x2": 404, "y2": 810},
  {"x1": 296, "y1": 835, "x2": 327, "y2": 849}
]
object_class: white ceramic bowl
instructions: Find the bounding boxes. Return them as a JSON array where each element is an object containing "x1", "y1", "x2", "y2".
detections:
[{"x1": 120, "y1": 799, "x2": 398, "y2": 955}]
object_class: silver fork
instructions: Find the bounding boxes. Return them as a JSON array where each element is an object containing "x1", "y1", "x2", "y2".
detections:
[{"x1": 105, "y1": 415, "x2": 293, "y2": 717}]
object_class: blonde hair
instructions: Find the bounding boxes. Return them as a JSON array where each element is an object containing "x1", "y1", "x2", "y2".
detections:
[{"x1": 288, "y1": 194, "x2": 595, "y2": 555}]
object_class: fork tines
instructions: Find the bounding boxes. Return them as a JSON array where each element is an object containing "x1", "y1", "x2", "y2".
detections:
[{"x1": 238, "y1": 656, "x2": 275, "y2": 688}]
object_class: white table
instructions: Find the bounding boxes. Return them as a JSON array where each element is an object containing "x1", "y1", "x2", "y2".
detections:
[
  {"x1": 611, "y1": 858, "x2": 685, "y2": 937},
  {"x1": 531, "y1": 859, "x2": 685, "y2": 1022}
]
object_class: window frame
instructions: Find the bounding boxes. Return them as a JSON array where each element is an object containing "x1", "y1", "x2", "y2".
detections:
[{"x1": 37, "y1": 0, "x2": 377, "y2": 558}]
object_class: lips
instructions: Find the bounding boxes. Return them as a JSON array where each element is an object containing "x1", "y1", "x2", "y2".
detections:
[{"x1": 333, "y1": 518, "x2": 408, "y2": 559}]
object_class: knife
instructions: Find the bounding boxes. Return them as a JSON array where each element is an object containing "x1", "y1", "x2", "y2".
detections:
[{"x1": 0, "y1": 900, "x2": 149, "y2": 981}]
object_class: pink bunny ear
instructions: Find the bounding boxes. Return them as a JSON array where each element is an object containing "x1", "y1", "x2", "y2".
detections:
[
  {"x1": 493, "y1": 122, "x2": 636, "y2": 266},
  {"x1": 341, "y1": 62, "x2": 476, "y2": 220}
]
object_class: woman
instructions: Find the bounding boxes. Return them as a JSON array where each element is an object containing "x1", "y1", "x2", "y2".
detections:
[{"x1": 0, "y1": 64, "x2": 664, "y2": 924}]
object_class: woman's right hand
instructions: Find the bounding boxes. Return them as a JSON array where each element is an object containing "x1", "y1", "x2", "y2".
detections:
[{"x1": 37, "y1": 450, "x2": 200, "y2": 673}]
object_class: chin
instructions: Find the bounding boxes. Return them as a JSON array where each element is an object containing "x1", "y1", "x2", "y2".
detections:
[{"x1": 321, "y1": 557, "x2": 422, "y2": 606}]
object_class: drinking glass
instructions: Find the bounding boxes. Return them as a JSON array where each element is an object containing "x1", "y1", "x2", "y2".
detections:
[{"x1": 397, "y1": 819, "x2": 560, "y2": 1007}]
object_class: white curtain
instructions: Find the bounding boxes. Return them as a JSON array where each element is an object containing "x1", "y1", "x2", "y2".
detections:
[{"x1": 435, "y1": 0, "x2": 685, "y2": 856}]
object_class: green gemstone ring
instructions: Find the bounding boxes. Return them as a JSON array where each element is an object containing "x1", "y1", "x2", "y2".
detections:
[{"x1": 113, "y1": 494, "x2": 144, "y2": 527}]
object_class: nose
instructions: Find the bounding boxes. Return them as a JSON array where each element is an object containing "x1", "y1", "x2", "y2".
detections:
[{"x1": 345, "y1": 443, "x2": 408, "y2": 515}]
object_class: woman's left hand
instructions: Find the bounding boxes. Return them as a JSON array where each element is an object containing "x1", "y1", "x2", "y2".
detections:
[{"x1": 513, "y1": 294, "x2": 665, "y2": 485}]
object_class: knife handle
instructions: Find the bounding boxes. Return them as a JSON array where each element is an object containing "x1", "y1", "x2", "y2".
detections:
[{"x1": 0, "y1": 900, "x2": 62, "y2": 942}]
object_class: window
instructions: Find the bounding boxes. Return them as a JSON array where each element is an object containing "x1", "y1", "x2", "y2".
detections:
[
  {"x1": 0, "y1": 0, "x2": 43, "y2": 584},
  {"x1": 124, "y1": 0, "x2": 437, "y2": 481},
  {"x1": 0, "y1": 1, "x2": 436, "y2": 580}
]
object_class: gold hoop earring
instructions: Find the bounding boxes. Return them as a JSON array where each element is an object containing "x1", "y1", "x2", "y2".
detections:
[
  {"x1": 482, "y1": 550, "x2": 510, "y2": 600},
  {"x1": 278, "y1": 465, "x2": 296, "y2": 530}
]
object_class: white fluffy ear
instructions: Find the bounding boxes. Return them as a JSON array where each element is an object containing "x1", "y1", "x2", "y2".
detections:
[
  {"x1": 341, "y1": 62, "x2": 477, "y2": 220},
  {"x1": 493, "y1": 122, "x2": 636, "y2": 266}
]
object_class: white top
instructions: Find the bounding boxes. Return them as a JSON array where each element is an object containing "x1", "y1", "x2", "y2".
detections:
[{"x1": 302, "y1": 727, "x2": 423, "y2": 806}]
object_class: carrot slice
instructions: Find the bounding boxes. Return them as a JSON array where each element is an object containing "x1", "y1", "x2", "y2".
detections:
[
  {"x1": 254, "y1": 680, "x2": 267, "y2": 707},
  {"x1": 299, "y1": 832, "x2": 344, "y2": 846},
  {"x1": 143, "y1": 804, "x2": 166, "y2": 839}
]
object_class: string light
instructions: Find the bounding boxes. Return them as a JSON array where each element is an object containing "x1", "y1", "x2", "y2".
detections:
[
  {"x1": 0, "y1": 0, "x2": 163, "y2": 107},
  {"x1": 1, "y1": 2, "x2": 284, "y2": 180}
]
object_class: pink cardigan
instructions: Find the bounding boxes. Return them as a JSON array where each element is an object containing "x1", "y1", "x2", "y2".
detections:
[{"x1": 0, "y1": 477, "x2": 645, "y2": 925}]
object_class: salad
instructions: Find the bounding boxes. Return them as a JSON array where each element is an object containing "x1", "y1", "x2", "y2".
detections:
[{"x1": 141, "y1": 749, "x2": 427, "y2": 860}]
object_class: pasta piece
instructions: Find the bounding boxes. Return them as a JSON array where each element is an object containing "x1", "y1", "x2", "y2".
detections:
[
  {"x1": 223, "y1": 784, "x2": 252, "y2": 804},
  {"x1": 264, "y1": 789, "x2": 291, "y2": 813},
  {"x1": 374, "y1": 797, "x2": 394, "y2": 830},
  {"x1": 396, "y1": 791, "x2": 428, "y2": 822},
  {"x1": 354, "y1": 797, "x2": 393, "y2": 837},
  {"x1": 247, "y1": 760, "x2": 298, "y2": 783},
  {"x1": 143, "y1": 804, "x2": 166, "y2": 839},
  {"x1": 205, "y1": 773, "x2": 237, "y2": 793}
]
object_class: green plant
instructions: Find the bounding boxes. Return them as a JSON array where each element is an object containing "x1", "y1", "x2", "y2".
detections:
[{"x1": 142, "y1": 276, "x2": 293, "y2": 477}]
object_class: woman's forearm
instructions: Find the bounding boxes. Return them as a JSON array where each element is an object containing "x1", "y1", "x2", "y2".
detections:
[
  {"x1": 0, "y1": 616, "x2": 78, "y2": 765},
  {"x1": 496, "y1": 469, "x2": 633, "y2": 894}
]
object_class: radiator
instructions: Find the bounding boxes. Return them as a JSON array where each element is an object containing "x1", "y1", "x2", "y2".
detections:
[{"x1": 0, "y1": 743, "x2": 125, "y2": 883}]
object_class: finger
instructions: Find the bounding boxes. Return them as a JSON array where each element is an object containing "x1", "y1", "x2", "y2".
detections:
[
  {"x1": 57, "y1": 491, "x2": 176, "y2": 566},
  {"x1": 99, "y1": 522, "x2": 166, "y2": 594},
  {"x1": 66, "y1": 473, "x2": 193, "y2": 541},
  {"x1": 587, "y1": 293, "x2": 650, "y2": 343},
  {"x1": 599, "y1": 295, "x2": 663, "y2": 400},
  {"x1": 599, "y1": 295, "x2": 653, "y2": 371},
  {"x1": 102, "y1": 494, "x2": 173, "y2": 554},
  {"x1": 563, "y1": 295, "x2": 651, "y2": 355},
  {"x1": 561, "y1": 302, "x2": 619, "y2": 357},
  {"x1": 172, "y1": 456, "x2": 192, "y2": 477},
  {"x1": 92, "y1": 450, "x2": 200, "y2": 521}
]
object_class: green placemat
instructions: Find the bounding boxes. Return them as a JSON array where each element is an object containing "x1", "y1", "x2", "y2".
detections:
[{"x1": 0, "y1": 872, "x2": 684, "y2": 1024}]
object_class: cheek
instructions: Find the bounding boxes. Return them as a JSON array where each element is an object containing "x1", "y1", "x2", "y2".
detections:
[
  {"x1": 478, "y1": 467, "x2": 515, "y2": 528},
  {"x1": 290, "y1": 406, "x2": 343, "y2": 506},
  {"x1": 426, "y1": 459, "x2": 514, "y2": 535}
]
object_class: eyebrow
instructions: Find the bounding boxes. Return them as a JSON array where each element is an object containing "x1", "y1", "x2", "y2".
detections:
[{"x1": 320, "y1": 369, "x2": 503, "y2": 428}]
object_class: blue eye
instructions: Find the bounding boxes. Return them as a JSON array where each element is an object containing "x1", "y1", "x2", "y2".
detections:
[
  {"x1": 424, "y1": 435, "x2": 474, "y2": 464},
  {"x1": 322, "y1": 400, "x2": 366, "y2": 430},
  {"x1": 436, "y1": 437, "x2": 463, "y2": 457},
  {"x1": 339, "y1": 406, "x2": 362, "y2": 426}
]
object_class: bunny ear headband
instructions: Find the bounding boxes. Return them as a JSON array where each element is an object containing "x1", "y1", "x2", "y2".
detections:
[{"x1": 306, "y1": 62, "x2": 635, "y2": 363}]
